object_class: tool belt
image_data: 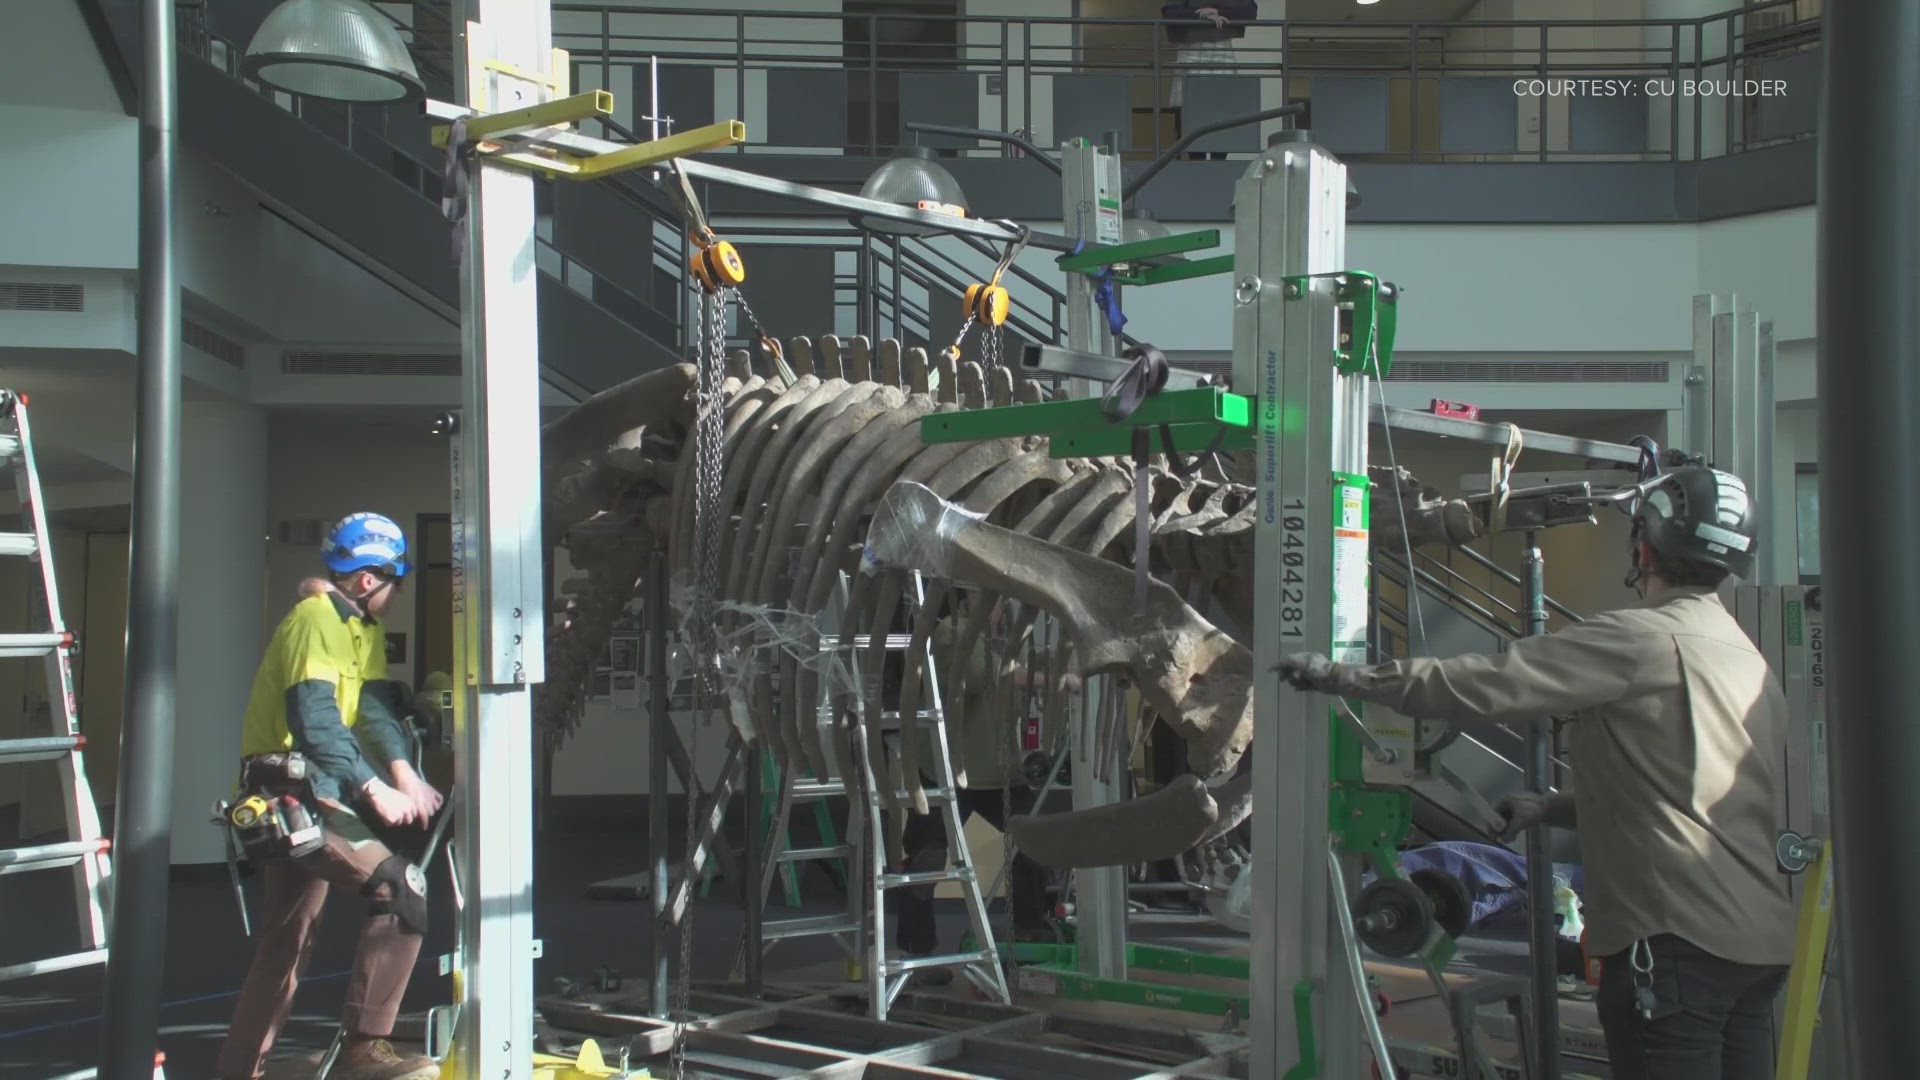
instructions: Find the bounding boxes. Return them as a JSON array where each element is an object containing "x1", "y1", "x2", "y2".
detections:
[{"x1": 222, "y1": 752, "x2": 327, "y2": 862}]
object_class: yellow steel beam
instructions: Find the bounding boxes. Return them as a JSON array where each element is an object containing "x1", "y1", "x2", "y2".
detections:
[
  {"x1": 569, "y1": 120, "x2": 748, "y2": 179},
  {"x1": 430, "y1": 89, "x2": 613, "y2": 149}
]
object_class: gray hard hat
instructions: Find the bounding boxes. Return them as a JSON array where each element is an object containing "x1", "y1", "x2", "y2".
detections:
[{"x1": 1632, "y1": 464, "x2": 1757, "y2": 579}]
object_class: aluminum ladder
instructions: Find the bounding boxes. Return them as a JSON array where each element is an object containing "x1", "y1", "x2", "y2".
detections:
[
  {"x1": 0, "y1": 389, "x2": 112, "y2": 988},
  {"x1": 758, "y1": 570, "x2": 1010, "y2": 1019}
]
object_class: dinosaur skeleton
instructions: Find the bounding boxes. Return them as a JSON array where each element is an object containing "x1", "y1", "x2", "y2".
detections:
[{"x1": 539, "y1": 335, "x2": 1487, "y2": 869}]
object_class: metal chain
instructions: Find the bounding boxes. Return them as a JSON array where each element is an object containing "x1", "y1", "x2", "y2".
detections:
[
  {"x1": 947, "y1": 312, "x2": 977, "y2": 367},
  {"x1": 672, "y1": 284, "x2": 732, "y2": 1080},
  {"x1": 736, "y1": 292, "x2": 797, "y2": 385}
]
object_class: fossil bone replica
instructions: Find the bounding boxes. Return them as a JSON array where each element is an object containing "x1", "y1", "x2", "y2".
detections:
[{"x1": 538, "y1": 335, "x2": 1485, "y2": 873}]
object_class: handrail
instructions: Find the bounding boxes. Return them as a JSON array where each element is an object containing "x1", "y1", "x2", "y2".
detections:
[
  {"x1": 548, "y1": 0, "x2": 1819, "y2": 162},
  {"x1": 1442, "y1": 545, "x2": 1587, "y2": 625},
  {"x1": 177, "y1": 8, "x2": 693, "y2": 359},
  {"x1": 1388, "y1": 548, "x2": 1523, "y2": 624},
  {"x1": 1373, "y1": 558, "x2": 1521, "y2": 641}
]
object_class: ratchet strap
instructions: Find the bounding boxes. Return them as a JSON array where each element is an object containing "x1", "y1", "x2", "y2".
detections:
[{"x1": 1100, "y1": 344, "x2": 1227, "y2": 615}]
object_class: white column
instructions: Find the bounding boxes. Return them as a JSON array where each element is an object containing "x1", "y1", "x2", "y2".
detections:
[
  {"x1": 1644, "y1": 0, "x2": 1730, "y2": 159},
  {"x1": 168, "y1": 398, "x2": 268, "y2": 864}
]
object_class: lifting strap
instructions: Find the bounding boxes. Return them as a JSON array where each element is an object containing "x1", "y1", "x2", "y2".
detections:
[
  {"x1": 1069, "y1": 237, "x2": 1130, "y2": 342},
  {"x1": 1099, "y1": 344, "x2": 1225, "y2": 615}
]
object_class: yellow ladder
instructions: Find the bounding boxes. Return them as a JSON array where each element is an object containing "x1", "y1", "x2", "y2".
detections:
[{"x1": 1775, "y1": 832, "x2": 1833, "y2": 1080}]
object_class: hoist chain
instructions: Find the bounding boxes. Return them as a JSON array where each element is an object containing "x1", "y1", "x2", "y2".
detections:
[
  {"x1": 947, "y1": 313, "x2": 978, "y2": 368},
  {"x1": 736, "y1": 292, "x2": 798, "y2": 385},
  {"x1": 672, "y1": 283, "x2": 733, "y2": 1080}
]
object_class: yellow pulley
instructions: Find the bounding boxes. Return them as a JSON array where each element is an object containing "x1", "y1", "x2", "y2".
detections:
[
  {"x1": 963, "y1": 282, "x2": 1011, "y2": 328},
  {"x1": 689, "y1": 227, "x2": 746, "y2": 294}
]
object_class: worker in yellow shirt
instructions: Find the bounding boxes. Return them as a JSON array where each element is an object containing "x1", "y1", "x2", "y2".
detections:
[{"x1": 217, "y1": 513, "x2": 443, "y2": 1080}]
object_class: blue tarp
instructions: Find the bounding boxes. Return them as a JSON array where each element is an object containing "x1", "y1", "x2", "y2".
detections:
[{"x1": 1361, "y1": 841, "x2": 1586, "y2": 930}]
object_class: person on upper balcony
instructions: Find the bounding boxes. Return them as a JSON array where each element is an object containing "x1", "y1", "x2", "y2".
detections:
[{"x1": 1161, "y1": 3, "x2": 1259, "y2": 159}]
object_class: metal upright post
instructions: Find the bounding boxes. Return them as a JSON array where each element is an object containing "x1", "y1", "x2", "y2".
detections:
[
  {"x1": 1059, "y1": 134, "x2": 1128, "y2": 980},
  {"x1": 1681, "y1": 292, "x2": 1734, "y2": 463},
  {"x1": 1821, "y1": 0, "x2": 1920, "y2": 1075},
  {"x1": 648, "y1": 550, "x2": 672, "y2": 1016},
  {"x1": 448, "y1": 0, "x2": 549, "y2": 1073},
  {"x1": 1683, "y1": 293, "x2": 1776, "y2": 584},
  {"x1": 99, "y1": 0, "x2": 179, "y2": 1073},
  {"x1": 1519, "y1": 533, "x2": 1560, "y2": 1080},
  {"x1": 1236, "y1": 133, "x2": 1365, "y2": 1079},
  {"x1": 743, "y1": 742, "x2": 765, "y2": 994}
]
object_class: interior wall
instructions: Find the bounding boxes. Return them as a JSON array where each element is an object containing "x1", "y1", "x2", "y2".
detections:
[
  {"x1": 550, "y1": 700, "x2": 736, "y2": 796},
  {"x1": 264, "y1": 445, "x2": 451, "y2": 687},
  {"x1": 0, "y1": 530, "x2": 90, "y2": 838},
  {"x1": 78, "y1": 531, "x2": 129, "y2": 820}
]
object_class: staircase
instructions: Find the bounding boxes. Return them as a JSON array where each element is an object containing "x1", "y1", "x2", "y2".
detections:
[
  {"x1": 85, "y1": 0, "x2": 685, "y2": 395},
  {"x1": 1372, "y1": 545, "x2": 1581, "y2": 859}
]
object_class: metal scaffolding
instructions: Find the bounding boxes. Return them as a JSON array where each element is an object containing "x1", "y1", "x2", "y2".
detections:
[{"x1": 423, "y1": 1, "x2": 1835, "y2": 1073}]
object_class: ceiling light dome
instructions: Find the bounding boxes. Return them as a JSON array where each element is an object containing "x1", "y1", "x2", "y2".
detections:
[
  {"x1": 854, "y1": 146, "x2": 969, "y2": 237},
  {"x1": 1122, "y1": 209, "x2": 1176, "y2": 244},
  {"x1": 243, "y1": 0, "x2": 424, "y2": 104}
]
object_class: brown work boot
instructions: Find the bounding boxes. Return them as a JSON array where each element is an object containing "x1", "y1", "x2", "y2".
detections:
[{"x1": 334, "y1": 1038, "x2": 439, "y2": 1080}]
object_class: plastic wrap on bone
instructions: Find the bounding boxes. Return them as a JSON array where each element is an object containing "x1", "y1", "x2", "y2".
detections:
[{"x1": 859, "y1": 481, "x2": 986, "y2": 579}]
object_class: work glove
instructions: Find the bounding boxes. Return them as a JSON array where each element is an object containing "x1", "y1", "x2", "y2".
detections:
[
  {"x1": 1275, "y1": 652, "x2": 1342, "y2": 692},
  {"x1": 1493, "y1": 791, "x2": 1546, "y2": 841}
]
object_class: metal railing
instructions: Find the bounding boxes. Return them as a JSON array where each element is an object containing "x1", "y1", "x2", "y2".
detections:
[
  {"x1": 177, "y1": 4, "x2": 689, "y2": 362},
  {"x1": 549, "y1": 0, "x2": 1820, "y2": 164},
  {"x1": 1370, "y1": 549, "x2": 1580, "y2": 784},
  {"x1": 1373, "y1": 544, "x2": 1584, "y2": 657},
  {"x1": 177, "y1": 2, "x2": 1082, "y2": 370}
]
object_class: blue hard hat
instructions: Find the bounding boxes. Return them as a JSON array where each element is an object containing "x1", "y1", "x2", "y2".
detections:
[{"x1": 322, "y1": 512, "x2": 410, "y2": 578}]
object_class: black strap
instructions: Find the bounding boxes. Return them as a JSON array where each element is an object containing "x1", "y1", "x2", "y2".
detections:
[
  {"x1": 1107, "y1": 345, "x2": 1227, "y2": 615},
  {"x1": 1101, "y1": 344, "x2": 1171, "y2": 422}
]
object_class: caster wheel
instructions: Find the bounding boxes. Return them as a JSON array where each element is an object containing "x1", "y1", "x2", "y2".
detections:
[{"x1": 1374, "y1": 991, "x2": 1391, "y2": 1017}]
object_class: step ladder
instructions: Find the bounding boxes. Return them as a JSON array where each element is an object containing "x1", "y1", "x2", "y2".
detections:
[
  {"x1": 748, "y1": 570, "x2": 1009, "y2": 1019},
  {"x1": 758, "y1": 747, "x2": 850, "y2": 909},
  {"x1": 0, "y1": 389, "x2": 112, "y2": 986}
]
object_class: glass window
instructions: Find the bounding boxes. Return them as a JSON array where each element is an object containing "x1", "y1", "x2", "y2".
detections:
[{"x1": 1795, "y1": 466, "x2": 1820, "y2": 585}]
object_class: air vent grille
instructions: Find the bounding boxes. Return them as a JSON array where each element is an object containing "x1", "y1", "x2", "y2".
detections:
[
  {"x1": 1387, "y1": 360, "x2": 1670, "y2": 383},
  {"x1": 0, "y1": 282, "x2": 84, "y2": 313},
  {"x1": 183, "y1": 319, "x2": 247, "y2": 368},
  {"x1": 282, "y1": 351, "x2": 461, "y2": 377}
]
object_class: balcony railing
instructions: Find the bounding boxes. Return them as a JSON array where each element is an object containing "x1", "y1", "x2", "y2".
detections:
[
  {"x1": 177, "y1": 2, "x2": 1084, "y2": 367},
  {"x1": 548, "y1": 0, "x2": 1819, "y2": 165}
]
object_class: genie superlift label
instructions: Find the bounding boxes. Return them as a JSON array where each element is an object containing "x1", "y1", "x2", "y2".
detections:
[{"x1": 1331, "y1": 473, "x2": 1369, "y2": 664}]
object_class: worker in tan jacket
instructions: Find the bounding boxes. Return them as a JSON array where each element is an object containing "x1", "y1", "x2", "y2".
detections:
[{"x1": 1279, "y1": 464, "x2": 1795, "y2": 1080}]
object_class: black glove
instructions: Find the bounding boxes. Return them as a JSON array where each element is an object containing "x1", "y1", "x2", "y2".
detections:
[{"x1": 1275, "y1": 652, "x2": 1341, "y2": 692}]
